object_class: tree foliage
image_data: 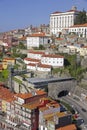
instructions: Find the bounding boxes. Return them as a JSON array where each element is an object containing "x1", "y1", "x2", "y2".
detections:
[{"x1": 75, "y1": 9, "x2": 87, "y2": 24}]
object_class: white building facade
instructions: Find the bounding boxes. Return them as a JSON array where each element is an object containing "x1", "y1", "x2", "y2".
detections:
[
  {"x1": 50, "y1": 6, "x2": 79, "y2": 34},
  {"x1": 27, "y1": 33, "x2": 49, "y2": 49},
  {"x1": 69, "y1": 23, "x2": 87, "y2": 38},
  {"x1": 27, "y1": 50, "x2": 45, "y2": 60},
  {"x1": 27, "y1": 63, "x2": 51, "y2": 72},
  {"x1": 24, "y1": 50, "x2": 64, "y2": 71},
  {"x1": 41, "y1": 54, "x2": 64, "y2": 67}
]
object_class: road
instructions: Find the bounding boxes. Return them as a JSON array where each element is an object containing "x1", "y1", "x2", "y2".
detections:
[{"x1": 60, "y1": 95, "x2": 87, "y2": 125}]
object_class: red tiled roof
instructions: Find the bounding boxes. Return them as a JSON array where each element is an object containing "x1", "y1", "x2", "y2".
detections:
[
  {"x1": 66, "y1": 9, "x2": 79, "y2": 12},
  {"x1": 56, "y1": 124, "x2": 77, "y2": 130},
  {"x1": 28, "y1": 50, "x2": 45, "y2": 55},
  {"x1": 27, "y1": 63, "x2": 36, "y2": 67},
  {"x1": 3, "y1": 57, "x2": 15, "y2": 60},
  {"x1": 35, "y1": 90, "x2": 47, "y2": 95},
  {"x1": 38, "y1": 63, "x2": 51, "y2": 68},
  {"x1": 16, "y1": 90, "x2": 46, "y2": 99},
  {"x1": 0, "y1": 86, "x2": 15, "y2": 101},
  {"x1": 16, "y1": 93, "x2": 32, "y2": 99},
  {"x1": 42, "y1": 54, "x2": 64, "y2": 58},
  {"x1": 29, "y1": 32, "x2": 46, "y2": 37},
  {"x1": 52, "y1": 11, "x2": 63, "y2": 14},
  {"x1": 70, "y1": 23, "x2": 87, "y2": 28},
  {"x1": 56, "y1": 38, "x2": 64, "y2": 41},
  {"x1": 24, "y1": 58, "x2": 40, "y2": 62},
  {"x1": 5, "y1": 98, "x2": 15, "y2": 103},
  {"x1": 82, "y1": 46, "x2": 87, "y2": 48}
]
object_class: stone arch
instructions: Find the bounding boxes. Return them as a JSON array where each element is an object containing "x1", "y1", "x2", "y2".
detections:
[{"x1": 48, "y1": 79, "x2": 77, "y2": 99}]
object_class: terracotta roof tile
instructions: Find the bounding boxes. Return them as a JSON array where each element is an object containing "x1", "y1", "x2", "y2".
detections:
[
  {"x1": 70, "y1": 23, "x2": 87, "y2": 28},
  {"x1": 56, "y1": 38, "x2": 64, "y2": 41},
  {"x1": 38, "y1": 63, "x2": 51, "y2": 68},
  {"x1": 16, "y1": 90, "x2": 46, "y2": 99},
  {"x1": 56, "y1": 124, "x2": 77, "y2": 130},
  {"x1": 16, "y1": 93, "x2": 32, "y2": 99},
  {"x1": 27, "y1": 63, "x2": 36, "y2": 66},
  {"x1": 29, "y1": 32, "x2": 46, "y2": 37},
  {"x1": 0, "y1": 86, "x2": 15, "y2": 101},
  {"x1": 82, "y1": 46, "x2": 87, "y2": 48},
  {"x1": 24, "y1": 58, "x2": 40, "y2": 62},
  {"x1": 28, "y1": 50, "x2": 45, "y2": 55},
  {"x1": 36, "y1": 90, "x2": 47, "y2": 95},
  {"x1": 23, "y1": 100, "x2": 40, "y2": 110},
  {"x1": 52, "y1": 11, "x2": 62, "y2": 14},
  {"x1": 42, "y1": 54, "x2": 64, "y2": 58},
  {"x1": 3, "y1": 57, "x2": 15, "y2": 60},
  {"x1": 66, "y1": 9, "x2": 79, "y2": 12}
]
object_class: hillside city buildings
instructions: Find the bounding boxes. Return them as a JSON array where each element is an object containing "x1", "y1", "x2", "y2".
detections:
[
  {"x1": 0, "y1": 85, "x2": 77, "y2": 130},
  {"x1": 27, "y1": 33, "x2": 50, "y2": 49},
  {"x1": 24, "y1": 50, "x2": 64, "y2": 72},
  {"x1": 0, "y1": 6, "x2": 87, "y2": 130}
]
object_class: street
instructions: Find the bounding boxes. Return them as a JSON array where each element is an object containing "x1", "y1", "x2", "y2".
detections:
[{"x1": 60, "y1": 95, "x2": 87, "y2": 130}]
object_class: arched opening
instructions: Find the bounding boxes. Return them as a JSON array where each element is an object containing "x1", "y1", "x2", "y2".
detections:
[{"x1": 58, "y1": 90, "x2": 69, "y2": 97}]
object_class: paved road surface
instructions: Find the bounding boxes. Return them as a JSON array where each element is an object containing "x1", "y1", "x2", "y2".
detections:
[{"x1": 62, "y1": 95, "x2": 87, "y2": 124}]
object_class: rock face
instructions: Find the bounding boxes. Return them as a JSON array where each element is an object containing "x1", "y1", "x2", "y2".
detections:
[{"x1": 48, "y1": 79, "x2": 77, "y2": 100}]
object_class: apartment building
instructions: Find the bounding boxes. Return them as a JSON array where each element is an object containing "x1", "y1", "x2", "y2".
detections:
[
  {"x1": 24, "y1": 50, "x2": 64, "y2": 71},
  {"x1": 0, "y1": 85, "x2": 77, "y2": 130},
  {"x1": 39, "y1": 99, "x2": 60, "y2": 130},
  {"x1": 27, "y1": 32, "x2": 49, "y2": 49},
  {"x1": 13, "y1": 90, "x2": 47, "y2": 129},
  {"x1": 24, "y1": 58, "x2": 40, "y2": 65},
  {"x1": 39, "y1": 110, "x2": 72, "y2": 130},
  {"x1": 27, "y1": 63, "x2": 52, "y2": 72},
  {"x1": 50, "y1": 6, "x2": 79, "y2": 34},
  {"x1": 27, "y1": 50, "x2": 45, "y2": 60},
  {"x1": 41, "y1": 54, "x2": 64, "y2": 68},
  {"x1": 37, "y1": 63, "x2": 52, "y2": 72}
]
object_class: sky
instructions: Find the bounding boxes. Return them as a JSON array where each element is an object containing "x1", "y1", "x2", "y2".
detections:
[{"x1": 0, "y1": 0, "x2": 87, "y2": 32}]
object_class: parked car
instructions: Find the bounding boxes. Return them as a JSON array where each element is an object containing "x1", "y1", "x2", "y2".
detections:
[{"x1": 81, "y1": 108, "x2": 87, "y2": 112}]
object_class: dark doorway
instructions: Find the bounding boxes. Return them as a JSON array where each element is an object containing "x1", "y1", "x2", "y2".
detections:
[{"x1": 58, "y1": 90, "x2": 68, "y2": 97}]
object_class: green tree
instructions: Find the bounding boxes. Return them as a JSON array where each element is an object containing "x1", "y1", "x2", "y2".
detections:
[
  {"x1": 18, "y1": 42, "x2": 26, "y2": 49},
  {"x1": 75, "y1": 9, "x2": 87, "y2": 24},
  {"x1": 39, "y1": 44, "x2": 45, "y2": 50}
]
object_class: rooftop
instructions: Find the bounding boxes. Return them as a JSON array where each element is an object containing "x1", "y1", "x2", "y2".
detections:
[
  {"x1": 42, "y1": 54, "x2": 64, "y2": 58},
  {"x1": 26, "y1": 77, "x2": 75, "y2": 85},
  {"x1": 28, "y1": 50, "x2": 45, "y2": 55},
  {"x1": 16, "y1": 90, "x2": 46, "y2": 99},
  {"x1": 24, "y1": 58, "x2": 40, "y2": 62},
  {"x1": 56, "y1": 124, "x2": 77, "y2": 130}
]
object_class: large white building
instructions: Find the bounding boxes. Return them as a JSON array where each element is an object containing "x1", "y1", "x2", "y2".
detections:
[
  {"x1": 69, "y1": 23, "x2": 87, "y2": 38},
  {"x1": 50, "y1": 6, "x2": 79, "y2": 34}
]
